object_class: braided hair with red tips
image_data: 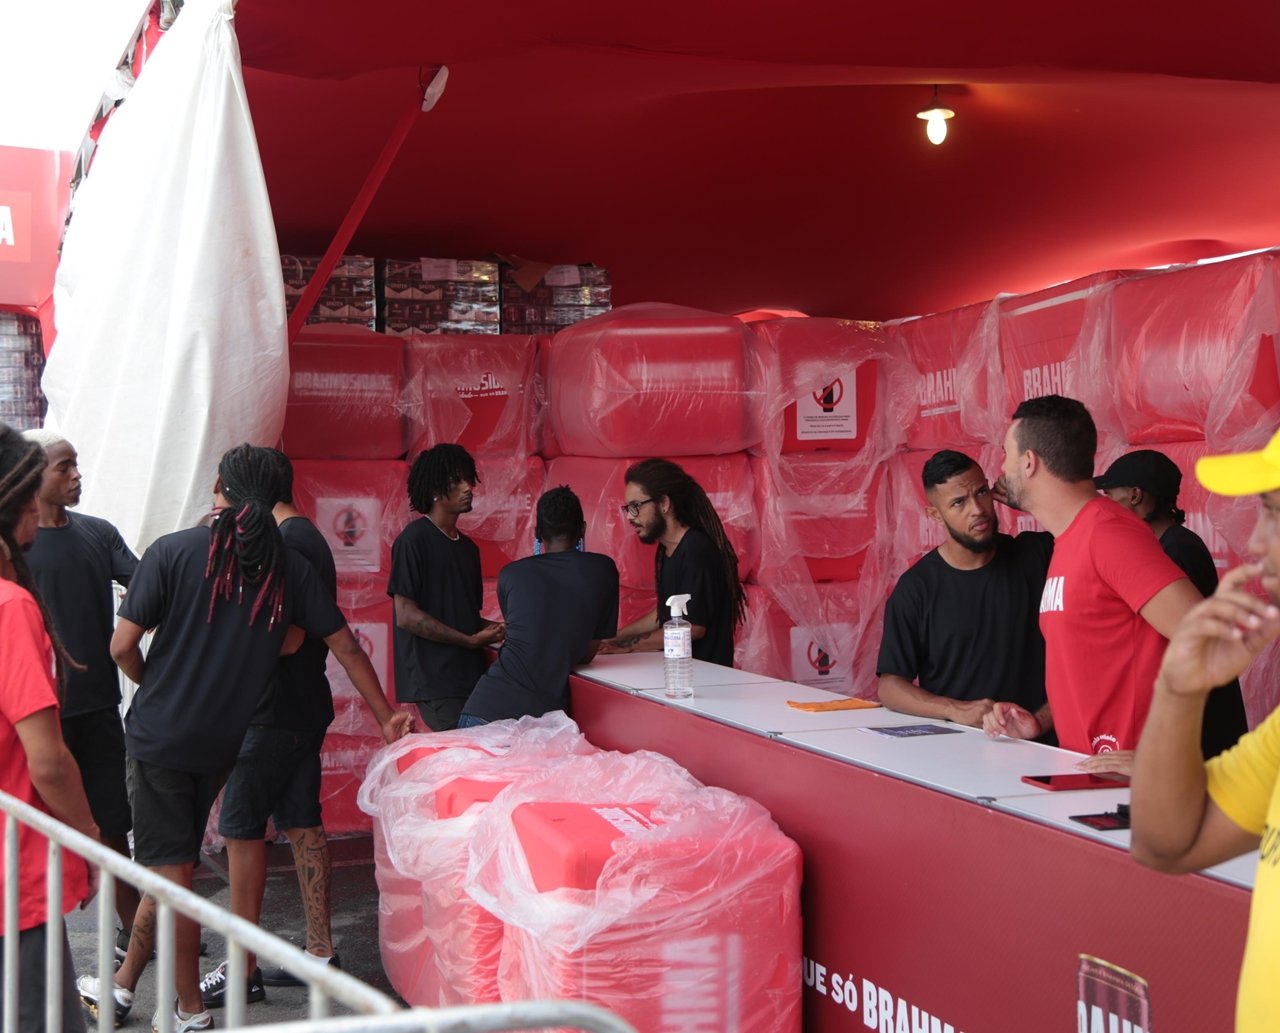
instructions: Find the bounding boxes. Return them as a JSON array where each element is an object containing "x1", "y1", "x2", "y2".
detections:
[
  {"x1": 206, "y1": 444, "x2": 288, "y2": 629},
  {"x1": 0, "y1": 423, "x2": 84, "y2": 696}
]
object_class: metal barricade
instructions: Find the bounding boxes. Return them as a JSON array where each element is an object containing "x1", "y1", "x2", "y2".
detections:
[{"x1": 1, "y1": 790, "x2": 636, "y2": 1033}]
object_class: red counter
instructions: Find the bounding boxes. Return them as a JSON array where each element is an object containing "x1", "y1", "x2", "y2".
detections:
[{"x1": 569, "y1": 674, "x2": 1248, "y2": 1033}]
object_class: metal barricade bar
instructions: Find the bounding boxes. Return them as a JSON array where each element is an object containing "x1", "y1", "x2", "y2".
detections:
[{"x1": 0, "y1": 790, "x2": 638, "y2": 1033}]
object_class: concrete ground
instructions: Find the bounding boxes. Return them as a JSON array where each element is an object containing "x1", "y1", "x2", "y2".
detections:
[{"x1": 65, "y1": 835, "x2": 398, "y2": 1028}]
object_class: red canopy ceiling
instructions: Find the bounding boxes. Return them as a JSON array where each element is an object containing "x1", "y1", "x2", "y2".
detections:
[{"x1": 234, "y1": 0, "x2": 1280, "y2": 320}]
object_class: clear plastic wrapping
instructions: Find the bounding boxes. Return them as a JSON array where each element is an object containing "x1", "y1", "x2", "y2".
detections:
[
  {"x1": 465, "y1": 750, "x2": 801, "y2": 1032},
  {"x1": 545, "y1": 303, "x2": 763, "y2": 457},
  {"x1": 357, "y1": 714, "x2": 594, "y2": 1005}
]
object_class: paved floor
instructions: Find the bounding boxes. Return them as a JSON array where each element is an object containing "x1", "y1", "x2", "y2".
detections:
[{"x1": 66, "y1": 835, "x2": 398, "y2": 1028}]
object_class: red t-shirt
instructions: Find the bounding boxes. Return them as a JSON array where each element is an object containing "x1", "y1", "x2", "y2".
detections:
[
  {"x1": 0, "y1": 580, "x2": 90, "y2": 930},
  {"x1": 1039, "y1": 497, "x2": 1186, "y2": 754}
]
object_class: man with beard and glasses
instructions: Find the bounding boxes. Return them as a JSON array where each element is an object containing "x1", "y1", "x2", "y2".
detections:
[
  {"x1": 876, "y1": 449, "x2": 1055, "y2": 729},
  {"x1": 601, "y1": 458, "x2": 746, "y2": 667},
  {"x1": 984, "y1": 395, "x2": 1201, "y2": 761}
]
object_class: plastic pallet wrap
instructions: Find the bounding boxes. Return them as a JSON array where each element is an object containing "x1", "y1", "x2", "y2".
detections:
[
  {"x1": 887, "y1": 301, "x2": 992, "y2": 452},
  {"x1": 1099, "y1": 253, "x2": 1280, "y2": 447},
  {"x1": 358, "y1": 715, "x2": 594, "y2": 1004},
  {"x1": 281, "y1": 325, "x2": 405, "y2": 460},
  {"x1": 545, "y1": 303, "x2": 762, "y2": 457},
  {"x1": 403, "y1": 334, "x2": 538, "y2": 458},
  {"x1": 290, "y1": 460, "x2": 410, "y2": 608},
  {"x1": 749, "y1": 317, "x2": 892, "y2": 456},
  {"x1": 466, "y1": 750, "x2": 802, "y2": 1032}
]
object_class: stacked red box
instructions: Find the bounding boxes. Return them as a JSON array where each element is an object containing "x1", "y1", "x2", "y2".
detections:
[
  {"x1": 1106, "y1": 254, "x2": 1280, "y2": 445},
  {"x1": 317, "y1": 732, "x2": 384, "y2": 837},
  {"x1": 887, "y1": 301, "x2": 992, "y2": 452},
  {"x1": 358, "y1": 717, "x2": 595, "y2": 1006},
  {"x1": 544, "y1": 454, "x2": 757, "y2": 590},
  {"x1": 546, "y1": 304, "x2": 760, "y2": 457},
  {"x1": 751, "y1": 453, "x2": 883, "y2": 583},
  {"x1": 403, "y1": 334, "x2": 538, "y2": 458},
  {"x1": 750, "y1": 317, "x2": 886, "y2": 455},
  {"x1": 281, "y1": 325, "x2": 405, "y2": 460},
  {"x1": 325, "y1": 600, "x2": 394, "y2": 738},
  {"x1": 457, "y1": 455, "x2": 544, "y2": 579},
  {"x1": 290, "y1": 460, "x2": 410, "y2": 608},
  {"x1": 466, "y1": 751, "x2": 801, "y2": 1032}
]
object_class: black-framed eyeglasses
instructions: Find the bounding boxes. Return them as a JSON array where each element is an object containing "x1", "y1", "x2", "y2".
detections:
[{"x1": 619, "y1": 497, "x2": 655, "y2": 518}]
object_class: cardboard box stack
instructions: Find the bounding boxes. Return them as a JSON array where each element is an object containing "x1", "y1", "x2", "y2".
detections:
[
  {"x1": 382, "y1": 258, "x2": 501, "y2": 336},
  {"x1": 500, "y1": 264, "x2": 611, "y2": 335},
  {"x1": 281, "y1": 255, "x2": 377, "y2": 330},
  {"x1": 0, "y1": 312, "x2": 46, "y2": 430}
]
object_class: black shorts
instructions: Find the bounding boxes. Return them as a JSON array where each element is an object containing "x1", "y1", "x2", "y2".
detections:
[
  {"x1": 126, "y1": 757, "x2": 229, "y2": 868},
  {"x1": 217, "y1": 725, "x2": 327, "y2": 840},
  {"x1": 415, "y1": 697, "x2": 464, "y2": 732},
  {"x1": 60, "y1": 707, "x2": 132, "y2": 840}
]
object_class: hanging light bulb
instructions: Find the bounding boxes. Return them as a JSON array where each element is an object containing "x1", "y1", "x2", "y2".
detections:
[{"x1": 916, "y1": 85, "x2": 955, "y2": 146}]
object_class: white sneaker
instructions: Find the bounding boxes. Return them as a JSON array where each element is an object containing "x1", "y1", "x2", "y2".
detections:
[
  {"x1": 77, "y1": 975, "x2": 134, "y2": 1028},
  {"x1": 151, "y1": 1002, "x2": 213, "y2": 1033}
]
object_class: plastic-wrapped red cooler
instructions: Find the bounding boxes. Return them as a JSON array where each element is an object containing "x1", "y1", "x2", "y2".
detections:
[
  {"x1": 1106, "y1": 254, "x2": 1280, "y2": 445},
  {"x1": 998, "y1": 271, "x2": 1124, "y2": 416},
  {"x1": 752, "y1": 453, "x2": 883, "y2": 582},
  {"x1": 887, "y1": 301, "x2": 991, "y2": 452},
  {"x1": 750, "y1": 317, "x2": 882, "y2": 454},
  {"x1": 357, "y1": 717, "x2": 594, "y2": 1006},
  {"x1": 325, "y1": 600, "x2": 394, "y2": 737},
  {"x1": 281, "y1": 326, "x2": 405, "y2": 459},
  {"x1": 472, "y1": 782, "x2": 802, "y2": 1033},
  {"x1": 546, "y1": 303, "x2": 760, "y2": 457},
  {"x1": 457, "y1": 455, "x2": 544, "y2": 579},
  {"x1": 545, "y1": 455, "x2": 757, "y2": 590},
  {"x1": 404, "y1": 334, "x2": 538, "y2": 458},
  {"x1": 289, "y1": 460, "x2": 409, "y2": 608}
]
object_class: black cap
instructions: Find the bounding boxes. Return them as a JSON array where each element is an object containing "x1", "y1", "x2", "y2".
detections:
[{"x1": 1094, "y1": 450, "x2": 1182, "y2": 498}]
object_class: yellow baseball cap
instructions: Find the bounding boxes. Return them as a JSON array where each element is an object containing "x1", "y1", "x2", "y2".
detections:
[{"x1": 1196, "y1": 428, "x2": 1280, "y2": 496}]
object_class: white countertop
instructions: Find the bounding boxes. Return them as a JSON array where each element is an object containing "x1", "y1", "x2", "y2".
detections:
[{"x1": 575, "y1": 653, "x2": 1257, "y2": 891}]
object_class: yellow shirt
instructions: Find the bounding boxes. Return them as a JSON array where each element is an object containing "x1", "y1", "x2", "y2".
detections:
[{"x1": 1206, "y1": 707, "x2": 1280, "y2": 1032}]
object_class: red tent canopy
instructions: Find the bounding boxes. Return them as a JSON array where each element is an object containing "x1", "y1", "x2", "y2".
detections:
[{"x1": 235, "y1": 0, "x2": 1280, "y2": 320}]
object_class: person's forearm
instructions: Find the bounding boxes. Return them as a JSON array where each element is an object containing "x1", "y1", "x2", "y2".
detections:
[
  {"x1": 1033, "y1": 702, "x2": 1053, "y2": 734},
  {"x1": 614, "y1": 610, "x2": 659, "y2": 642},
  {"x1": 395, "y1": 599, "x2": 479, "y2": 648},
  {"x1": 29, "y1": 751, "x2": 99, "y2": 840},
  {"x1": 877, "y1": 675, "x2": 956, "y2": 720},
  {"x1": 1131, "y1": 676, "x2": 1212, "y2": 869},
  {"x1": 331, "y1": 636, "x2": 396, "y2": 725}
]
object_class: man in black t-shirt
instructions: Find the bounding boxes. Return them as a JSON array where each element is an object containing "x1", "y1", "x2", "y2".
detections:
[
  {"x1": 388, "y1": 444, "x2": 504, "y2": 731},
  {"x1": 92, "y1": 446, "x2": 410, "y2": 1030},
  {"x1": 200, "y1": 450, "x2": 363, "y2": 1007},
  {"x1": 1095, "y1": 448, "x2": 1247, "y2": 758},
  {"x1": 601, "y1": 458, "x2": 746, "y2": 667},
  {"x1": 877, "y1": 450, "x2": 1053, "y2": 727},
  {"x1": 22, "y1": 429, "x2": 142, "y2": 947},
  {"x1": 460, "y1": 486, "x2": 619, "y2": 725}
]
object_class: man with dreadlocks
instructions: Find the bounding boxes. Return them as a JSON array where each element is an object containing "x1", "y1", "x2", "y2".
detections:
[
  {"x1": 22, "y1": 429, "x2": 143, "y2": 956},
  {"x1": 458, "y1": 486, "x2": 619, "y2": 725},
  {"x1": 0, "y1": 423, "x2": 99, "y2": 1033},
  {"x1": 81, "y1": 444, "x2": 411, "y2": 1033},
  {"x1": 602, "y1": 458, "x2": 746, "y2": 667},
  {"x1": 389, "y1": 443, "x2": 504, "y2": 731}
]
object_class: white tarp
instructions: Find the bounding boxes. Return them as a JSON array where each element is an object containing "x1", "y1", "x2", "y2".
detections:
[{"x1": 42, "y1": 0, "x2": 288, "y2": 551}]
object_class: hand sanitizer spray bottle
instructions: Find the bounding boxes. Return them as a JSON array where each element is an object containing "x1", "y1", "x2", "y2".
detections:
[{"x1": 664, "y1": 593, "x2": 693, "y2": 699}]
